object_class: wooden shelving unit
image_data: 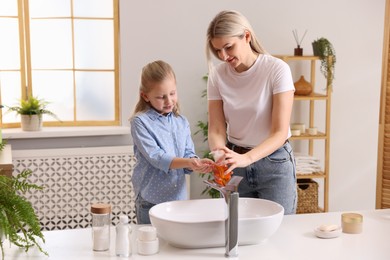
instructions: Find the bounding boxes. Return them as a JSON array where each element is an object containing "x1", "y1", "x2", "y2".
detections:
[
  {"x1": 275, "y1": 55, "x2": 332, "y2": 212},
  {"x1": 0, "y1": 144, "x2": 13, "y2": 177}
]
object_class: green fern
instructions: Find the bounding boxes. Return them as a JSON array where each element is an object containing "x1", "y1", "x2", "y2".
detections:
[{"x1": 0, "y1": 170, "x2": 48, "y2": 260}]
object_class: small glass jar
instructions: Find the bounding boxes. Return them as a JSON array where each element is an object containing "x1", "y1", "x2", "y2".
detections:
[
  {"x1": 91, "y1": 203, "x2": 112, "y2": 251},
  {"x1": 341, "y1": 213, "x2": 363, "y2": 234}
]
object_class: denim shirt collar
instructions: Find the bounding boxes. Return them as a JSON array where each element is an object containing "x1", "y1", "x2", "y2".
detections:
[{"x1": 145, "y1": 107, "x2": 172, "y2": 121}]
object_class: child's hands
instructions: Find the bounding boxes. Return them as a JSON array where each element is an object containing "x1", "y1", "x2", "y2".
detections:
[{"x1": 189, "y1": 158, "x2": 214, "y2": 173}]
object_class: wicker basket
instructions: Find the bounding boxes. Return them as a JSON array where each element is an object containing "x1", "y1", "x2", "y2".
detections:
[{"x1": 296, "y1": 179, "x2": 320, "y2": 214}]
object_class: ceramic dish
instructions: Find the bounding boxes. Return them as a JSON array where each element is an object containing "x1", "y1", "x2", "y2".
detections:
[{"x1": 314, "y1": 225, "x2": 342, "y2": 239}]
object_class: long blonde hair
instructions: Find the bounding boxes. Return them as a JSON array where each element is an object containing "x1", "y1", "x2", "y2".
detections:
[
  {"x1": 205, "y1": 10, "x2": 268, "y2": 72},
  {"x1": 131, "y1": 60, "x2": 180, "y2": 118}
]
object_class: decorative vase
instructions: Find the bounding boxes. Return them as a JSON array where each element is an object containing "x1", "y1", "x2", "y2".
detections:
[
  {"x1": 294, "y1": 45, "x2": 303, "y2": 56},
  {"x1": 21, "y1": 114, "x2": 43, "y2": 131},
  {"x1": 294, "y1": 75, "x2": 313, "y2": 96}
]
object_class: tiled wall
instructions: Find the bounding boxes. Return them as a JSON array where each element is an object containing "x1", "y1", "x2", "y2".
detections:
[{"x1": 12, "y1": 146, "x2": 136, "y2": 230}]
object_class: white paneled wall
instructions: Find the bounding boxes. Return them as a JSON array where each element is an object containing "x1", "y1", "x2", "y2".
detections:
[{"x1": 12, "y1": 146, "x2": 136, "y2": 230}]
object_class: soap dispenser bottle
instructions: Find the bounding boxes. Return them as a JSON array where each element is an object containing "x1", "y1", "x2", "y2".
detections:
[{"x1": 115, "y1": 215, "x2": 131, "y2": 257}]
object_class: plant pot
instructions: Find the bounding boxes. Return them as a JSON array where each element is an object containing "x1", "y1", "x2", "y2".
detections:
[
  {"x1": 312, "y1": 42, "x2": 321, "y2": 56},
  {"x1": 21, "y1": 115, "x2": 43, "y2": 131},
  {"x1": 294, "y1": 75, "x2": 313, "y2": 96}
]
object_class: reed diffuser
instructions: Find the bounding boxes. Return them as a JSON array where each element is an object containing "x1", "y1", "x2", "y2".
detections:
[{"x1": 293, "y1": 29, "x2": 307, "y2": 56}]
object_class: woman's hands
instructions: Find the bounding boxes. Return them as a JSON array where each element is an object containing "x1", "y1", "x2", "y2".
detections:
[
  {"x1": 188, "y1": 146, "x2": 253, "y2": 176},
  {"x1": 212, "y1": 147, "x2": 253, "y2": 174}
]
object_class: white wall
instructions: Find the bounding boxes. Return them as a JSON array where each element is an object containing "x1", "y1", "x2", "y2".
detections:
[{"x1": 119, "y1": 0, "x2": 386, "y2": 212}]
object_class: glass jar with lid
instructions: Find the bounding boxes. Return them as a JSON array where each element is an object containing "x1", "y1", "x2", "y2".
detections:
[{"x1": 91, "y1": 203, "x2": 112, "y2": 251}]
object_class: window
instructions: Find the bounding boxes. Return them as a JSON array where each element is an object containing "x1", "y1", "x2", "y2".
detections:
[{"x1": 0, "y1": 0, "x2": 119, "y2": 128}]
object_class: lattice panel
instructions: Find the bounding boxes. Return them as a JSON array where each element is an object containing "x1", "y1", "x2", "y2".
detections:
[{"x1": 12, "y1": 147, "x2": 136, "y2": 231}]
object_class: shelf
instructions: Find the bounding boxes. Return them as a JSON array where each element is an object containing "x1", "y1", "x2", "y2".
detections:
[
  {"x1": 276, "y1": 53, "x2": 331, "y2": 213},
  {"x1": 2, "y1": 126, "x2": 130, "y2": 139},
  {"x1": 290, "y1": 131, "x2": 327, "y2": 140},
  {"x1": 294, "y1": 92, "x2": 328, "y2": 101},
  {"x1": 0, "y1": 144, "x2": 13, "y2": 177},
  {"x1": 274, "y1": 55, "x2": 320, "y2": 61},
  {"x1": 297, "y1": 172, "x2": 326, "y2": 179}
]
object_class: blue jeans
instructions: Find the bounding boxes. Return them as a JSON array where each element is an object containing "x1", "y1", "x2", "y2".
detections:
[
  {"x1": 135, "y1": 195, "x2": 156, "y2": 224},
  {"x1": 233, "y1": 141, "x2": 297, "y2": 214}
]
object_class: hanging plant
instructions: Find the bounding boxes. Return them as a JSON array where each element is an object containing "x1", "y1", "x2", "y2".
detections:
[{"x1": 312, "y1": 37, "x2": 336, "y2": 89}]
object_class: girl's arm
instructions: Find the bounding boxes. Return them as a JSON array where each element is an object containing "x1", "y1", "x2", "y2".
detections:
[
  {"x1": 170, "y1": 118, "x2": 214, "y2": 172},
  {"x1": 170, "y1": 157, "x2": 214, "y2": 173},
  {"x1": 170, "y1": 157, "x2": 198, "y2": 169}
]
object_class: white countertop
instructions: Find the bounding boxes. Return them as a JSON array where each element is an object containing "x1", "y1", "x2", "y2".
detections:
[{"x1": 3, "y1": 209, "x2": 390, "y2": 260}]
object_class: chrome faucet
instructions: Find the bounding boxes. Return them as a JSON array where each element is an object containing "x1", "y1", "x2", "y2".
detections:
[{"x1": 204, "y1": 176, "x2": 243, "y2": 258}]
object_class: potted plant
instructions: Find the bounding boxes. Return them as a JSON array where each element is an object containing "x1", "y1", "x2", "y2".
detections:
[
  {"x1": 194, "y1": 75, "x2": 220, "y2": 198},
  {"x1": 312, "y1": 37, "x2": 336, "y2": 89},
  {"x1": 6, "y1": 96, "x2": 61, "y2": 131},
  {"x1": 0, "y1": 169, "x2": 48, "y2": 259},
  {"x1": 195, "y1": 118, "x2": 220, "y2": 198}
]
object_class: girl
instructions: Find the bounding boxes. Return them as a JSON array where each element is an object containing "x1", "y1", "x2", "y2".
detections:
[{"x1": 130, "y1": 60, "x2": 213, "y2": 224}]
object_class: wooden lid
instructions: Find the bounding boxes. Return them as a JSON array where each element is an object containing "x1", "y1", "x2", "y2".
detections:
[{"x1": 91, "y1": 203, "x2": 111, "y2": 214}]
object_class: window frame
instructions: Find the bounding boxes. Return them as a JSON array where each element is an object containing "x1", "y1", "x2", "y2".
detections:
[{"x1": 0, "y1": 0, "x2": 120, "y2": 128}]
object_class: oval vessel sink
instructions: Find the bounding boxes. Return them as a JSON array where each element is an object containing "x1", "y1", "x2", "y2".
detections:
[{"x1": 149, "y1": 198, "x2": 284, "y2": 248}]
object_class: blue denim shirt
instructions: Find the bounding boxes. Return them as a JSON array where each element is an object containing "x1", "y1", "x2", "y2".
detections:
[{"x1": 130, "y1": 108, "x2": 197, "y2": 204}]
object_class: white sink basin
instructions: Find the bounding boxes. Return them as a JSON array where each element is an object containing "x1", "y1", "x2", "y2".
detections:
[{"x1": 149, "y1": 198, "x2": 284, "y2": 248}]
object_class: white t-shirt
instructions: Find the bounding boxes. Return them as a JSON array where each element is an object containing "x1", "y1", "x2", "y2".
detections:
[{"x1": 207, "y1": 54, "x2": 295, "y2": 148}]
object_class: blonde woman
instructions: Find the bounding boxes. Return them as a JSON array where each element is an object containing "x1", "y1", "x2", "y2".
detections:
[{"x1": 205, "y1": 10, "x2": 297, "y2": 214}]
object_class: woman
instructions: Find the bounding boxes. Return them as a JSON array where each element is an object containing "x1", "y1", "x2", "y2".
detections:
[{"x1": 205, "y1": 10, "x2": 297, "y2": 214}]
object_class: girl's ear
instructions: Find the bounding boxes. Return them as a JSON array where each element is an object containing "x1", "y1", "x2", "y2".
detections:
[{"x1": 140, "y1": 92, "x2": 149, "y2": 102}]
